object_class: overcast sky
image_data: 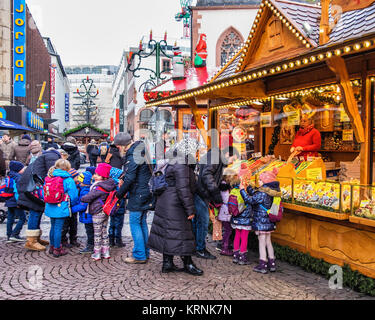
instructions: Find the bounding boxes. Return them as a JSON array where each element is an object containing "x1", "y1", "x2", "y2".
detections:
[{"x1": 27, "y1": 0, "x2": 197, "y2": 66}]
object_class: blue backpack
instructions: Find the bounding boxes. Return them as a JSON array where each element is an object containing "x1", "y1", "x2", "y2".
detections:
[{"x1": 148, "y1": 162, "x2": 169, "y2": 196}]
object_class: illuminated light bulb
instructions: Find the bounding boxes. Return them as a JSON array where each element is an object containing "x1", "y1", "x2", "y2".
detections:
[
  {"x1": 243, "y1": 76, "x2": 247, "y2": 82},
  {"x1": 262, "y1": 70, "x2": 267, "y2": 75},
  {"x1": 282, "y1": 64, "x2": 288, "y2": 69},
  {"x1": 310, "y1": 56, "x2": 316, "y2": 62},
  {"x1": 364, "y1": 41, "x2": 371, "y2": 48},
  {"x1": 295, "y1": 60, "x2": 301, "y2": 66},
  {"x1": 276, "y1": 66, "x2": 281, "y2": 71},
  {"x1": 295, "y1": 32, "x2": 300, "y2": 37},
  {"x1": 257, "y1": 71, "x2": 262, "y2": 77},
  {"x1": 270, "y1": 68, "x2": 275, "y2": 73},
  {"x1": 286, "y1": 22, "x2": 290, "y2": 27},
  {"x1": 306, "y1": 44, "x2": 311, "y2": 48},
  {"x1": 354, "y1": 43, "x2": 361, "y2": 50},
  {"x1": 252, "y1": 73, "x2": 257, "y2": 78},
  {"x1": 318, "y1": 54, "x2": 324, "y2": 60},
  {"x1": 247, "y1": 75, "x2": 252, "y2": 80},
  {"x1": 288, "y1": 25, "x2": 293, "y2": 30},
  {"x1": 326, "y1": 51, "x2": 332, "y2": 58},
  {"x1": 282, "y1": 19, "x2": 286, "y2": 23},
  {"x1": 344, "y1": 46, "x2": 351, "y2": 53},
  {"x1": 303, "y1": 58, "x2": 309, "y2": 64},
  {"x1": 292, "y1": 29, "x2": 296, "y2": 34},
  {"x1": 302, "y1": 40, "x2": 307, "y2": 44},
  {"x1": 299, "y1": 36, "x2": 303, "y2": 41},
  {"x1": 289, "y1": 62, "x2": 294, "y2": 68},
  {"x1": 334, "y1": 49, "x2": 341, "y2": 56}
]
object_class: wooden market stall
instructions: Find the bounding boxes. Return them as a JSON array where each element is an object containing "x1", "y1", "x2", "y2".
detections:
[{"x1": 146, "y1": 0, "x2": 375, "y2": 278}]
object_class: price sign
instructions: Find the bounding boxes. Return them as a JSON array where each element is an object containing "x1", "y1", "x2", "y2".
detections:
[
  {"x1": 306, "y1": 167, "x2": 323, "y2": 180},
  {"x1": 340, "y1": 107, "x2": 350, "y2": 122},
  {"x1": 286, "y1": 110, "x2": 300, "y2": 126}
]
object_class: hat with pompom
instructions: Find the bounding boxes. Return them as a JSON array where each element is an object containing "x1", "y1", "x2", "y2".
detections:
[{"x1": 259, "y1": 167, "x2": 279, "y2": 184}]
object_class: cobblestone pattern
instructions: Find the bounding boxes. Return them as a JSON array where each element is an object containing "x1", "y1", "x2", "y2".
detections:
[{"x1": 0, "y1": 233, "x2": 373, "y2": 300}]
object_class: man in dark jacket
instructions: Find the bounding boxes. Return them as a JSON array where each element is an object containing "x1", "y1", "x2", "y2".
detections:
[
  {"x1": 44, "y1": 137, "x2": 59, "y2": 150},
  {"x1": 116, "y1": 133, "x2": 155, "y2": 264},
  {"x1": 62, "y1": 136, "x2": 80, "y2": 170},
  {"x1": 194, "y1": 146, "x2": 239, "y2": 260},
  {"x1": 18, "y1": 148, "x2": 61, "y2": 251},
  {"x1": 86, "y1": 139, "x2": 99, "y2": 167}
]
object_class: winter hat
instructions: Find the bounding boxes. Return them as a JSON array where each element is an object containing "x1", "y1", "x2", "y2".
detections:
[
  {"x1": 22, "y1": 134, "x2": 32, "y2": 141},
  {"x1": 66, "y1": 136, "x2": 77, "y2": 145},
  {"x1": 259, "y1": 168, "x2": 279, "y2": 184},
  {"x1": 69, "y1": 168, "x2": 79, "y2": 179},
  {"x1": 30, "y1": 140, "x2": 42, "y2": 155},
  {"x1": 114, "y1": 132, "x2": 132, "y2": 147},
  {"x1": 80, "y1": 171, "x2": 92, "y2": 185},
  {"x1": 86, "y1": 166, "x2": 96, "y2": 176},
  {"x1": 95, "y1": 163, "x2": 112, "y2": 179},
  {"x1": 110, "y1": 167, "x2": 123, "y2": 183},
  {"x1": 9, "y1": 160, "x2": 24, "y2": 173}
]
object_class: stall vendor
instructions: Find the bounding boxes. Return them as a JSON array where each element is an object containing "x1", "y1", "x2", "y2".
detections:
[{"x1": 290, "y1": 114, "x2": 321, "y2": 160}]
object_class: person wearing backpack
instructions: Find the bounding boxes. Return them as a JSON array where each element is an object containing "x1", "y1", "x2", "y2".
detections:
[
  {"x1": 5, "y1": 161, "x2": 26, "y2": 243},
  {"x1": 108, "y1": 167, "x2": 125, "y2": 248},
  {"x1": 44, "y1": 159, "x2": 79, "y2": 258},
  {"x1": 61, "y1": 168, "x2": 81, "y2": 248},
  {"x1": 81, "y1": 163, "x2": 116, "y2": 261},
  {"x1": 240, "y1": 167, "x2": 282, "y2": 274}
]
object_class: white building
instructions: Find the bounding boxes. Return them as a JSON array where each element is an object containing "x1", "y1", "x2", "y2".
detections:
[
  {"x1": 43, "y1": 37, "x2": 70, "y2": 134},
  {"x1": 112, "y1": 36, "x2": 191, "y2": 139},
  {"x1": 65, "y1": 65, "x2": 118, "y2": 132},
  {"x1": 191, "y1": 0, "x2": 260, "y2": 68}
]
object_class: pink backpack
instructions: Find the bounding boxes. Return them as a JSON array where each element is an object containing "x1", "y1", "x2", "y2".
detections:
[{"x1": 43, "y1": 176, "x2": 68, "y2": 204}]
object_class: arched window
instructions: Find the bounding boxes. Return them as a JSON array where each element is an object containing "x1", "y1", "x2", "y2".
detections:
[
  {"x1": 159, "y1": 110, "x2": 172, "y2": 123},
  {"x1": 216, "y1": 27, "x2": 244, "y2": 67},
  {"x1": 139, "y1": 109, "x2": 154, "y2": 122}
]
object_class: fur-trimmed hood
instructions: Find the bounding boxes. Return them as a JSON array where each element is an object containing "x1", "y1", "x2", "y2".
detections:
[{"x1": 258, "y1": 181, "x2": 282, "y2": 197}]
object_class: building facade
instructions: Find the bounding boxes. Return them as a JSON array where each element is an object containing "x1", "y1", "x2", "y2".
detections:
[
  {"x1": 0, "y1": 0, "x2": 11, "y2": 105},
  {"x1": 65, "y1": 65, "x2": 117, "y2": 132}
]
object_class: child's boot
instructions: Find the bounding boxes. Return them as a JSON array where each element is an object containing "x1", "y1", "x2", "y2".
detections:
[
  {"x1": 268, "y1": 258, "x2": 276, "y2": 272},
  {"x1": 238, "y1": 252, "x2": 251, "y2": 265},
  {"x1": 59, "y1": 246, "x2": 68, "y2": 256},
  {"x1": 48, "y1": 245, "x2": 54, "y2": 255},
  {"x1": 24, "y1": 230, "x2": 46, "y2": 251},
  {"x1": 101, "y1": 246, "x2": 111, "y2": 259},
  {"x1": 232, "y1": 251, "x2": 240, "y2": 264},
  {"x1": 220, "y1": 238, "x2": 233, "y2": 256},
  {"x1": 253, "y1": 260, "x2": 268, "y2": 274},
  {"x1": 80, "y1": 245, "x2": 94, "y2": 254},
  {"x1": 92, "y1": 249, "x2": 101, "y2": 261},
  {"x1": 115, "y1": 237, "x2": 125, "y2": 248}
]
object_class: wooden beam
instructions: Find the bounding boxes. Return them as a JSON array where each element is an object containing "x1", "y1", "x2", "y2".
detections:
[
  {"x1": 326, "y1": 56, "x2": 365, "y2": 143},
  {"x1": 184, "y1": 97, "x2": 209, "y2": 147}
]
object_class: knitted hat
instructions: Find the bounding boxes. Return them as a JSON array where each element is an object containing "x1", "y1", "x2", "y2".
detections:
[
  {"x1": 81, "y1": 171, "x2": 92, "y2": 185},
  {"x1": 95, "y1": 163, "x2": 112, "y2": 178},
  {"x1": 22, "y1": 134, "x2": 32, "y2": 141},
  {"x1": 110, "y1": 167, "x2": 123, "y2": 183},
  {"x1": 69, "y1": 168, "x2": 79, "y2": 179},
  {"x1": 259, "y1": 168, "x2": 279, "y2": 184},
  {"x1": 9, "y1": 160, "x2": 24, "y2": 173},
  {"x1": 114, "y1": 132, "x2": 132, "y2": 146},
  {"x1": 86, "y1": 166, "x2": 96, "y2": 176},
  {"x1": 66, "y1": 136, "x2": 77, "y2": 145}
]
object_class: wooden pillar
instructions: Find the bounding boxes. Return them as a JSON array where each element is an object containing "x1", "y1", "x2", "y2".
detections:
[{"x1": 184, "y1": 97, "x2": 209, "y2": 147}]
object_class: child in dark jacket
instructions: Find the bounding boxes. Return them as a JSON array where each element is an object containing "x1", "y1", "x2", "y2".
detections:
[
  {"x1": 240, "y1": 168, "x2": 282, "y2": 274},
  {"x1": 70, "y1": 171, "x2": 93, "y2": 254},
  {"x1": 81, "y1": 163, "x2": 116, "y2": 261},
  {"x1": 5, "y1": 161, "x2": 26, "y2": 243}
]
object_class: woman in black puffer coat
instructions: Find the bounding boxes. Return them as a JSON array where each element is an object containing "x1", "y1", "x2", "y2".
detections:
[
  {"x1": 61, "y1": 137, "x2": 80, "y2": 170},
  {"x1": 147, "y1": 146, "x2": 203, "y2": 276}
]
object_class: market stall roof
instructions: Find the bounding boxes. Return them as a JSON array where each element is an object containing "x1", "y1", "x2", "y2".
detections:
[
  {"x1": 0, "y1": 119, "x2": 34, "y2": 132},
  {"x1": 145, "y1": 0, "x2": 375, "y2": 108}
]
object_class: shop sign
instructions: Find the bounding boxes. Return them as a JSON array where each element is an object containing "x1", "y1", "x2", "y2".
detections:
[
  {"x1": 342, "y1": 129, "x2": 353, "y2": 141},
  {"x1": 119, "y1": 94, "x2": 124, "y2": 132},
  {"x1": 26, "y1": 112, "x2": 44, "y2": 130},
  {"x1": 260, "y1": 112, "x2": 272, "y2": 128},
  {"x1": 65, "y1": 93, "x2": 70, "y2": 122},
  {"x1": 50, "y1": 65, "x2": 56, "y2": 114},
  {"x1": 37, "y1": 108, "x2": 47, "y2": 114},
  {"x1": 286, "y1": 110, "x2": 300, "y2": 126},
  {"x1": 232, "y1": 126, "x2": 247, "y2": 142},
  {"x1": 13, "y1": 0, "x2": 26, "y2": 98}
]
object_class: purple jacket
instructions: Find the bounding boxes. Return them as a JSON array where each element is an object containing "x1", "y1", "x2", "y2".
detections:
[{"x1": 81, "y1": 178, "x2": 116, "y2": 215}]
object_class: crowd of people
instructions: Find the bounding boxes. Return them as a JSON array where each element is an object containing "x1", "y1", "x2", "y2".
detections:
[{"x1": 1, "y1": 130, "x2": 281, "y2": 277}]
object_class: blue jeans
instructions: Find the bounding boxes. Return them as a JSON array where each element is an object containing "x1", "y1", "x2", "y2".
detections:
[
  {"x1": 49, "y1": 218, "x2": 66, "y2": 248},
  {"x1": 6, "y1": 208, "x2": 26, "y2": 237},
  {"x1": 129, "y1": 211, "x2": 149, "y2": 260},
  {"x1": 109, "y1": 200, "x2": 125, "y2": 239},
  {"x1": 192, "y1": 194, "x2": 209, "y2": 251},
  {"x1": 28, "y1": 210, "x2": 43, "y2": 230}
]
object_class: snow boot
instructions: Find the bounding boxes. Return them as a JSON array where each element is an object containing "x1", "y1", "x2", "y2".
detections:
[
  {"x1": 37, "y1": 230, "x2": 49, "y2": 246},
  {"x1": 101, "y1": 246, "x2": 111, "y2": 259},
  {"x1": 232, "y1": 251, "x2": 240, "y2": 264},
  {"x1": 92, "y1": 249, "x2": 101, "y2": 261},
  {"x1": 268, "y1": 258, "x2": 276, "y2": 272},
  {"x1": 253, "y1": 260, "x2": 268, "y2": 274},
  {"x1": 49, "y1": 245, "x2": 54, "y2": 255},
  {"x1": 24, "y1": 230, "x2": 46, "y2": 251},
  {"x1": 238, "y1": 252, "x2": 251, "y2": 265}
]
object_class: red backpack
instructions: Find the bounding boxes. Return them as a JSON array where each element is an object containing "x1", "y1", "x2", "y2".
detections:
[
  {"x1": 43, "y1": 176, "x2": 68, "y2": 204},
  {"x1": 96, "y1": 187, "x2": 121, "y2": 217}
]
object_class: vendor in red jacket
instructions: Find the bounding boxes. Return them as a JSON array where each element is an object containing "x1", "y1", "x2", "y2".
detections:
[{"x1": 290, "y1": 114, "x2": 321, "y2": 160}]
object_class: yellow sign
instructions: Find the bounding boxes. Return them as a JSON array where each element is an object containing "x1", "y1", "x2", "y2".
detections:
[
  {"x1": 306, "y1": 167, "x2": 323, "y2": 180},
  {"x1": 340, "y1": 107, "x2": 350, "y2": 122},
  {"x1": 287, "y1": 110, "x2": 300, "y2": 126},
  {"x1": 342, "y1": 129, "x2": 353, "y2": 141}
]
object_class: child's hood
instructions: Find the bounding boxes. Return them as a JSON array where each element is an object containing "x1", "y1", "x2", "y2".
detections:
[
  {"x1": 259, "y1": 181, "x2": 282, "y2": 197},
  {"x1": 96, "y1": 178, "x2": 117, "y2": 192},
  {"x1": 53, "y1": 169, "x2": 72, "y2": 179}
]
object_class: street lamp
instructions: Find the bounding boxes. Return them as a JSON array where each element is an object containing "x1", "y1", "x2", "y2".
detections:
[
  {"x1": 126, "y1": 30, "x2": 173, "y2": 89},
  {"x1": 75, "y1": 76, "x2": 99, "y2": 124}
]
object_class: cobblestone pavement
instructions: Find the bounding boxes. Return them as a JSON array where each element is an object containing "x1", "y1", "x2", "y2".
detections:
[{"x1": 0, "y1": 211, "x2": 374, "y2": 300}]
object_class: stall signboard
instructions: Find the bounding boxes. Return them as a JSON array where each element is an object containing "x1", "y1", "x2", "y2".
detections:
[
  {"x1": 26, "y1": 112, "x2": 44, "y2": 130},
  {"x1": 65, "y1": 93, "x2": 69, "y2": 122},
  {"x1": 13, "y1": 0, "x2": 26, "y2": 98},
  {"x1": 306, "y1": 167, "x2": 323, "y2": 180},
  {"x1": 260, "y1": 112, "x2": 272, "y2": 128},
  {"x1": 343, "y1": 129, "x2": 354, "y2": 141}
]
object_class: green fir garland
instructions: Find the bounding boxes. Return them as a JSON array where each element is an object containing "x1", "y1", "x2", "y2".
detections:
[{"x1": 63, "y1": 123, "x2": 109, "y2": 137}]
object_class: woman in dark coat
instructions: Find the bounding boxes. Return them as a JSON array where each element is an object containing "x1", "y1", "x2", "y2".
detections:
[
  {"x1": 86, "y1": 139, "x2": 99, "y2": 167},
  {"x1": 61, "y1": 137, "x2": 80, "y2": 170},
  {"x1": 147, "y1": 144, "x2": 203, "y2": 276}
]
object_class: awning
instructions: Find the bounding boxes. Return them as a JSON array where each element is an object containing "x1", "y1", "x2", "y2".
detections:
[{"x1": 0, "y1": 119, "x2": 34, "y2": 131}]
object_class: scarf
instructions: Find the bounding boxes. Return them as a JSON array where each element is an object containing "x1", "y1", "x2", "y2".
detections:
[{"x1": 298, "y1": 124, "x2": 314, "y2": 136}]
